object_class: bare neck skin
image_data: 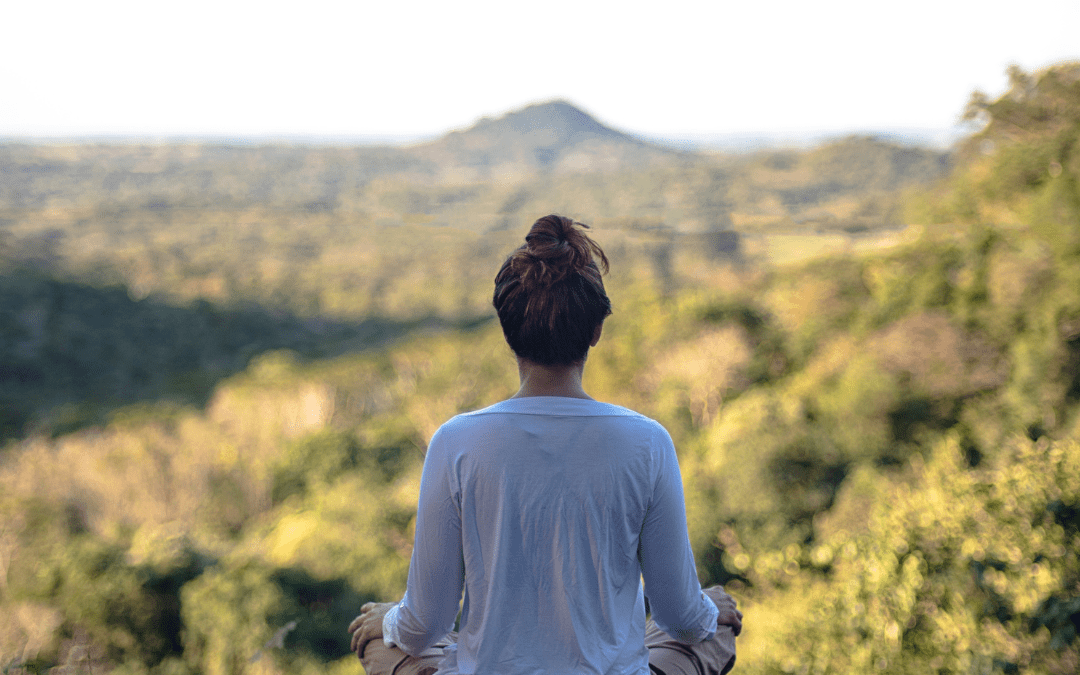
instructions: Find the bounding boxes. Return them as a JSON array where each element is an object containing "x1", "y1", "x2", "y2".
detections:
[
  {"x1": 510, "y1": 325, "x2": 603, "y2": 400},
  {"x1": 512, "y1": 359, "x2": 591, "y2": 399}
]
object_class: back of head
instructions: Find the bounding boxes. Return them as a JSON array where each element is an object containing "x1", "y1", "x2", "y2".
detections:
[{"x1": 493, "y1": 215, "x2": 612, "y2": 366}]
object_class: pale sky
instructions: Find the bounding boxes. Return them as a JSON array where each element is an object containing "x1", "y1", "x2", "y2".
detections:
[{"x1": 3, "y1": 0, "x2": 1078, "y2": 140}]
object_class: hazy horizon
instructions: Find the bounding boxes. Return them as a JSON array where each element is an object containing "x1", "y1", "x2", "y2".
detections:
[
  {"x1": 4, "y1": 0, "x2": 1077, "y2": 141},
  {"x1": 0, "y1": 99, "x2": 970, "y2": 152}
]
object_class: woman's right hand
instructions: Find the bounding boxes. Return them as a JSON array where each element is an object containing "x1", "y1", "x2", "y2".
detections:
[{"x1": 348, "y1": 601, "x2": 397, "y2": 657}]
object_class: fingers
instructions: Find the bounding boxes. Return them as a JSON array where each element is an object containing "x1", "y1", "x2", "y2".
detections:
[
  {"x1": 351, "y1": 626, "x2": 362, "y2": 654},
  {"x1": 350, "y1": 615, "x2": 375, "y2": 656},
  {"x1": 711, "y1": 591, "x2": 736, "y2": 608},
  {"x1": 348, "y1": 607, "x2": 374, "y2": 656},
  {"x1": 352, "y1": 631, "x2": 374, "y2": 657},
  {"x1": 717, "y1": 607, "x2": 743, "y2": 636},
  {"x1": 348, "y1": 615, "x2": 363, "y2": 634},
  {"x1": 349, "y1": 603, "x2": 381, "y2": 634},
  {"x1": 710, "y1": 601, "x2": 736, "y2": 616},
  {"x1": 703, "y1": 586, "x2": 743, "y2": 637},
  {"x1": 349, "y1": 602, "x2": 394, "y2": 657}
]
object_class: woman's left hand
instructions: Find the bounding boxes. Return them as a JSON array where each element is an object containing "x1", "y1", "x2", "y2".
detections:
[
  {"x1": 348, "y1": 602, "x2": 397, "y2": 657},
  {"x1": 703, "y1": 586, "x2": 743, "y2": 636}
]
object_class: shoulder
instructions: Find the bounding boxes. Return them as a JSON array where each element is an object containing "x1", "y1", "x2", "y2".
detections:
[
  {"x1": 432, "y1": 398, "x2": 673, "y2": 444},
  {"x1": 462, "y1": 396, "x2": 661, "y2": 419}
]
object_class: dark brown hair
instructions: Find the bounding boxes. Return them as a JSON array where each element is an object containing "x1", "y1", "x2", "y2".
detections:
[{"x1": 493, "y1": 215, "x2": 612, "y2": 366}]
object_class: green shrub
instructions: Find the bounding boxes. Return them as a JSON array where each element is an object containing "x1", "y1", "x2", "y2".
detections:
[{"x1": 754, "y1": 436, "x2": 1080, "y2": 675}]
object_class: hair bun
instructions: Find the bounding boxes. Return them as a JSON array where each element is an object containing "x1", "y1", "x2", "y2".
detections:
[{"x1": 517, "y1": 215, "x2": 608, "y2": 287}]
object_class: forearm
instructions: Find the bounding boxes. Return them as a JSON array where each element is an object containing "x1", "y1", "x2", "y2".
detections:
[
  {"x1": 640, "y1": 437, "x2": 720, "y2": 643},
  {"x1": 386, "y1": 428, "x2": 465, "y2": 653}
]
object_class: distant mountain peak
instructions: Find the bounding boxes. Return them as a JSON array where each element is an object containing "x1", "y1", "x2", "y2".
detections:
[
  {"x1": 416, "y1": 99, "x2": 678, "y2": 175},
  {"x1": 484, "y1": 100, "x2": 615, "y2": 135}
]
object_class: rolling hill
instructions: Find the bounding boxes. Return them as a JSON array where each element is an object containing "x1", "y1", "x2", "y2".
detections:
[{"x1": 403, "y1": 99, "x2": 686, "y2": 178}]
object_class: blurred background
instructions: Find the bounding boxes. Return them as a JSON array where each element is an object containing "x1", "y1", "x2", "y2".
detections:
[{"x1": 1, "y1": 1, "x2": 1079, "y2": 674}]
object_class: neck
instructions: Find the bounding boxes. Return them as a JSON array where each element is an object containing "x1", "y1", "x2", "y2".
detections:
[{"x1": 512, "y1": 358, "x2": 592, "y2": 400}]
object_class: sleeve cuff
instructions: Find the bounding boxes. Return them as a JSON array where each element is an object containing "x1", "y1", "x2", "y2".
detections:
[
  {"x1": 700, "y1": 591, "x2": 721, "y2": 641},
  {"x1": 381, "y1": 602, "x2": 402, "y2": 649}
]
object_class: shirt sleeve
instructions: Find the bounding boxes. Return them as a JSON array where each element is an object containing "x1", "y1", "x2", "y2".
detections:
[
  {"x1": 638, "y1": 427, "x2": 719, "y2": 644},
  {"x1": 382, "y1": 425, "x2": 465, "y2": 654}
]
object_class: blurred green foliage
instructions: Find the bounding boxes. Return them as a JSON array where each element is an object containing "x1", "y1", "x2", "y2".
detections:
[
  {"x1": 755, "y1": 436, "x2": 1080, "y2": 675},
  {"x1": 2, "y1": 62, "x2": 1079, "y2": 674}
]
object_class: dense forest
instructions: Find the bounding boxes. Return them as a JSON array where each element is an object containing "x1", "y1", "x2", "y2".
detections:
[{"x1": 1, "y1": 63, "x2": 1078, "y2": 675}]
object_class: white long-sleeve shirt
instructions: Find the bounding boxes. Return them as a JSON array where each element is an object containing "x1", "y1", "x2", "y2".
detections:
[{"x1": 383, "y1": 396, "x2": 719, "y2": 675}]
